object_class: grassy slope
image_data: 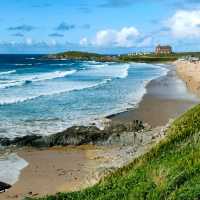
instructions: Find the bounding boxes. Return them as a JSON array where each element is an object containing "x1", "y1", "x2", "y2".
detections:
[{"x1": 29, "y1": 105, "x2": 200, "y2": 200}]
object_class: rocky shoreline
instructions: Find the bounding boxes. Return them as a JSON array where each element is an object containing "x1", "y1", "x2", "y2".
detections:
[
  {"x1": 0, "y1": 120, "x2": 146, "y2": 148},
  {"x1": 0, "y1": 119, "x2": 172, "y2": 199}
]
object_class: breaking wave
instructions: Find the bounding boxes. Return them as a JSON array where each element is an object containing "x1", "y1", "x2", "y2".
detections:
[{"x1": 0, "y1": 70, "x2": 76, "y2": 89}]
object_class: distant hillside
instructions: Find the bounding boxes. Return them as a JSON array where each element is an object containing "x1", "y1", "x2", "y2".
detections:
[
  {"x1": 47, "y1": 51, "x2": 200, "y2": 63},
  {"x1": 47, "y1": 51, "x2": 117, "y2": 62},
  {"x1": 28, "y1": 104, "x2": 200, "y2": 200}
]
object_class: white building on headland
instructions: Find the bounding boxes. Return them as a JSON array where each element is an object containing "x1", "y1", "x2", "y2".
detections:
[{"x1": 128, "y1": 52, "x2": 150, "y2": 56}]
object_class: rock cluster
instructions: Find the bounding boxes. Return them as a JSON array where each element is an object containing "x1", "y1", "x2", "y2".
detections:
[{"x1": 0, "y1": 120, "x2": 145, "y2": 148}]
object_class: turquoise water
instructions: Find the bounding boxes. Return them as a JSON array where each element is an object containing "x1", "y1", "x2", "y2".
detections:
[{"x1": 0, "y1": 55, "x2": 168, "y2": 138}]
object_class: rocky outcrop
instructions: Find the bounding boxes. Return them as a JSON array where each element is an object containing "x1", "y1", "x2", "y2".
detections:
[
  {"x1": 0, "y1": 182, "x2": 11, "y2": 192},
  {"x1": 0, "y1": 120, "x2": 146, "y2": 148}
]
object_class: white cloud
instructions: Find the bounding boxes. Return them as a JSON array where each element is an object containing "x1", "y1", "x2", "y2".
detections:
[
  {"x1": 167, "y1": 10, "x2": 200, "y2": 38},
  {"x1": 137, "y1": 37, "x2": 152, "y2": 47},
  {"x1": 80, "y1": 26, "x2": 140, "y2": 48},
  {"x1": 25, "y1": 37, "x2": 33, "y2": 45},
  {"x1": 91, "y1": 29, "x2": 116, "y2": 46},
  {"x1": 80, "y1": 37, "x2": 88, "y2": 46},
  {"x1": 116, "y1": 27, "x2": 139, "y2": 47}
]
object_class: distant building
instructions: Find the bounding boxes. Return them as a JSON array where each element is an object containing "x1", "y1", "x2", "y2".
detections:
[
  {"x1": 128, "y1": 52, "x2": 150, "y2": 56},
  {"x1": 155, "y1": 45, "x2": 172, "y2": 54}
]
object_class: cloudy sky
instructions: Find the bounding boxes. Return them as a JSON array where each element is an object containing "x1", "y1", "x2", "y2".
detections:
[{"x1": 1, "y1": 0, "x2": 200, "y2": 53}]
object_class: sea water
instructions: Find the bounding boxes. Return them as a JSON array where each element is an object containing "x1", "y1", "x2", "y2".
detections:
[
  {"x1": 0, "y1": 54, "x2": 170, "y2": 185},
  {"x1": 0, "y1": 54, "x2": 168, "y2": 138}
]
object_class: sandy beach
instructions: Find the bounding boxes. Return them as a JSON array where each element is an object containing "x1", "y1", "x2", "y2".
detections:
[
  {"x1": 176, "y1": 60, "x2": 200, "y2": 96},
  {"x1": 1, "y1": 141, "x2": 162, "y2": 200},
  {"x1": 1, "y1": 62, "x2": 199, "y2": 200},
  {"x1": 0, "y1": 146, "x2": 110, "y2": 200}
]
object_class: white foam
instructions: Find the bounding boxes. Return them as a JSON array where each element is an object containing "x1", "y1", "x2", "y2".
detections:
[
  {"x1": 49, "y1": 63, "x2": 73, "y2": 66},
  {"x1": 0, "y1": 78, "x2": 111, "y2": 105},
  {"x1": 26, "y1": 57, "x2": 35, "y2": 60},
  {"x1": 0, "y1": 70, "x2": 16, "y2": 75},
  {"x1": 0, "y1": 153, "x2": 28, "y2": 185},
  {"x1": 26, "y1": 70, "x2": 76, "y2": 82},
  {"x1": 14, "y1": 64, "x2": 32, "y2": 66},
  {"x1": 0, "y1": 70, "x2": 76, "y2": 89},
  {"x1": 81, "y1": 63, "x2": 130, "y2": 79}
]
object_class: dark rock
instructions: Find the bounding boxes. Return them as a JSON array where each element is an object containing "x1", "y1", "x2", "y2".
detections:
[
  {"x1": 0, "y1": 138, "x2": 11, "y2": 146},
  {"x1": 0, "y1": 182, "x2": 11, "y2": 192},
  {"x1": 12, "y1": 135, "x2": 43, "y2": 146},
  {"x1": 105, "y1": 120, "x2": 144, "y2": 133},
  {"x1": 0, "y1": 121, "x2": 145, "y2": 148},
  {"x1": 43, "y1": 125, "x2": 108, "y2": 147}
]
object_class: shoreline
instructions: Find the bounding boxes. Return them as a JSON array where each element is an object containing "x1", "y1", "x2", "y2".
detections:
[
  {"x1": 109, "y1": 63, "x2": 199, "y2": 127},
  {"x1": 1, "y1": 61, "x2": 200, "y2": 200}
]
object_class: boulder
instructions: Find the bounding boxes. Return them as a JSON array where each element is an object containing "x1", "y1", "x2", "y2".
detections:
[{"x1": 0, "y1": 182, "x2": 11, "y2": 192}]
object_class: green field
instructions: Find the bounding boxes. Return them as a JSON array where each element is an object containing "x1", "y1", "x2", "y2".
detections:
[{"x1": 27, "y1": 104, "x2": 200, "y2": 200}]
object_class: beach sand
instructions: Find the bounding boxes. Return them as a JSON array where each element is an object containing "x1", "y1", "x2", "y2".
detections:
[
  {"x1": 109, "y1": 64, "x2": 199, "y2": 127},
  {"x1": 1, "y1": 143, "x2": 158, "y2": 200},
  {"x1": 1, "y1": 63, "x2": 199, "y2": 200},
  {"x1": 0, "y1": 146, "x2": 109, "y2": 200},
  {"x1": 176, "y1": 60, "x2": 200, "y2": 96}
]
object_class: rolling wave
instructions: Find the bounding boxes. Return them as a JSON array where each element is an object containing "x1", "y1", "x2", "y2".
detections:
[
  {"x1": 0, "y1": 78, "x2": 111, "y2": 105},
  {"x1": 14, "y1": 64, "x2": 33, "y2": 66},
  {"x1": 26, "y1": 69, "x2": 77, "y2": 82},
  {"x1": 0, "y1": 70, "x2": 76, "y2": 89},
  {"x1": 0, "y1": 70, "x2": 16, "y2": 75},
  {"x1": 83, "y1": 63, "x2": 130, "y2": 79},
  {"x1": 26, "y1": 57, "x2": 36, "y2": 60}
]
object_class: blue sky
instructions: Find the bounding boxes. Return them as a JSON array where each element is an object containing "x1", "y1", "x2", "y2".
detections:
[{"x1": 1, "y1": 0, "x2": 200, "y2": 53}]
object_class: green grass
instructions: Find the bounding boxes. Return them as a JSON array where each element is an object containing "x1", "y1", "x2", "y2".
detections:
[
  {"x1": 28, "y1": 104, "x2": 200, "y2": 200},
  {"x1": 119, "y1": 55, "x2": 178, "y2": 62}
]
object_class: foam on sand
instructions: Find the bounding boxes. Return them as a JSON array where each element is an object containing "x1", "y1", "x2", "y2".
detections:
[{"x1": 0, "y1": 153, "x2": 28, "y2": 185}]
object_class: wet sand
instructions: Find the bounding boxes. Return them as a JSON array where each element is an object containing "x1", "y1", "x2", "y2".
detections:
[{"x1": 109, "y1": 64, "x2": 199, "y2": 127}]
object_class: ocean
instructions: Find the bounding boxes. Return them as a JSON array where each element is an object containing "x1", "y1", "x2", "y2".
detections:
[
  {"x1": 0, "y1": 54, "x2": 170, "y2": 184},
  {"x1": 0, "y1": 54, "x2": 168, "y2": 139}
]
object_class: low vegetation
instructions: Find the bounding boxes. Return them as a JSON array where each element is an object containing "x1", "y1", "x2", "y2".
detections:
[
  {"x1": 119, "y1": 54, "x2": 178, "y2": 62},
  {"x1": 47, "y1": 51, "x2": 200, "y2": 63},
  {"x1": 47, "y1": 51, "x2": 115, "y2": 62},
  {"x1": 28, "y1": 104, "x2": 200, "y2": 200}
]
